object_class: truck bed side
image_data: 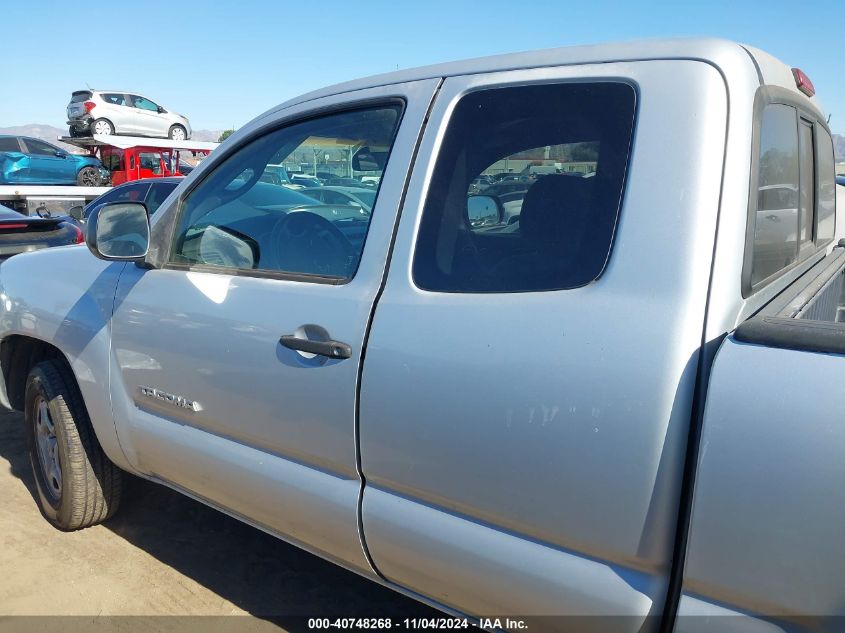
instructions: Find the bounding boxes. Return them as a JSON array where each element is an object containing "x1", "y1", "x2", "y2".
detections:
[{"x1": 678, "y1": 249, "x2": 845, "y2": 630}]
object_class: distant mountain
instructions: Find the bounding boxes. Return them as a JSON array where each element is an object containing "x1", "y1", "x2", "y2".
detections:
[
  {"x1": 0, "y1": 124, "x2": 226, "y2": 150},
  {"x1": 191, "y1": 129, "x2": 226, "y2": 142},
  {"x1": 0, "y1": 124, "x2": 81, "y2": 153},
  {"x1": 834, "y1": 134, "x2": 845, "y2": 162}
]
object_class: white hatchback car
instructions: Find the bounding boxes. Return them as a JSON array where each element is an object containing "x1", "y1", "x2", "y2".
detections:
[{"x1": 66, "y1": 90, "x2": 192, "y2": 140}]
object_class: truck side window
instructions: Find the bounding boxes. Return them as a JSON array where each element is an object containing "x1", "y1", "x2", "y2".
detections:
[
  {"x1": 412, "y1": 82, "x2": 635, "y2": 293},
  {"x1": 751, "y1": 104, "x2": 801, "y2": 287},
  {"x1": 816, "y1": 127, "x2": 836, "y2": 242},
  {"x1": 169, "y1": 105, "x2": 402, "y2": 280}
]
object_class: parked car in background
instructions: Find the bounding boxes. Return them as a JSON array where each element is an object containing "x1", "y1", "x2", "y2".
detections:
[
  {"x1": 301, "y1": 186, "x2": 375, "y2": 213},
  {"x1": 81, "y1": 178, "x2": 182, "y2": 223},
  {"x1": 0, "y1": 135, "x2": 108, "y2": 186},
  {"x1": 325, "y1": 176, "x2": 376, "y2": 189},
  {"x1": 260, "y1": 164, "x2": 291, "y2": 186},
  {"x1": 490, "y1": 172, "x2": 516, "y2": 181},
  {"x1": 289, "y1": 174, "x2": 322, "y2": 188},
  {"x1": 67, "y1": 90, "x2": 192, "y2": 140},
  {"x1": 837, "y1": 175, "x2": 845, "y2": 187},
  {"x1": 468, "y1": 174, "x2": 495, "y2": 193},
  {"x1": 0, "y1": 205, "x2": 82, "y2": 259},
  {"x1": 482, "y1": 180, "x2": 529, "y2": 199}
]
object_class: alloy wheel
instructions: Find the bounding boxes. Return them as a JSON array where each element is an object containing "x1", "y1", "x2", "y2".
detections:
[
  {"x1": 94, "y1": 121, "x2": 112, "y2": 135},
  {"x1": 79, "y1": 168, "x2": 98, "y2": 186},
  {"x1": 34, "y1": 396, "x2": 62, "y2": 501}
]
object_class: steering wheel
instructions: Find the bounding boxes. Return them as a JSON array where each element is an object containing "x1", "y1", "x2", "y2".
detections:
[{"x1": 269, "y1": 211, "x2": 355, "y2": 278}]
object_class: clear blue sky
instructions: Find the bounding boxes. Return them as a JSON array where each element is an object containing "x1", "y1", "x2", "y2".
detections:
[{"x1": 2, "y1": 0, "x2": 841, "y2": 134}]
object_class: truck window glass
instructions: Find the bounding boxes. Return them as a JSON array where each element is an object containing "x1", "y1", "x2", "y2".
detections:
[
  {"x1": 751, "y1": 104, "x2": 800, "y2": 287},
  {"x1": 412, "y1": 82, "x2": 636, "y2": 293},
  {"x1": 170, "y1": 104, "x2": 402, "y2": 279},
  {"x1": 816, "y1": 128, "x2": 836, "y2": 242},
  {"x1": 798, "y1": 120, "x2": 814, "y2": 246}
]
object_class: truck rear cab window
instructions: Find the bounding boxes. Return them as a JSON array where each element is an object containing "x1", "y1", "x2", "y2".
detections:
[
  {"x1": 816, "y1": 128, "x2": 836, "y2": 242},
  {"x1": 749, "y1": 103, "x2": 833, "y2": 292},
  {"x1": 752, "y1": 104, "x2": 800, "y2": 287},
  {"x1": 412, "y1": 82, "x2": 636, "y2": 293},
  {"x1": 798, "y1": 120, "x2": 814, "y2": 248}
]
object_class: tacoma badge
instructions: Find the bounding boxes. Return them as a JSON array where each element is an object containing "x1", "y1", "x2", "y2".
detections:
[{"x1": 138, "y1": 386, "x2": 202, "y2": 412}]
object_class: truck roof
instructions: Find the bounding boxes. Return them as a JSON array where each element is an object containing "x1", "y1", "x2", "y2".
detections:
[{"x1": 267, "y1": 37, "x2": 820, "y2": 115}]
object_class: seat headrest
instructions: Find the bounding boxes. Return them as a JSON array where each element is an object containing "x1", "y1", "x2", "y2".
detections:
[{"x1": 519, "y1": 175, "x2": 593, "y2": 248}]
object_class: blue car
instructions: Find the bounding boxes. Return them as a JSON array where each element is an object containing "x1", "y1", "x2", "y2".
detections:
[{"x1": 0, "y1": 135, "x2": 109, "y2": 186}]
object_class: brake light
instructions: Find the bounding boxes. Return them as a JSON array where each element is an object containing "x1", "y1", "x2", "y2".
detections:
[
  {"x1": 83, "y1": 101, "x2": 96, "y2": 113},
  {"x1": 71, "y1": 224, "x2": 84, "y2": 244},
  {"x1": 0, "y1": 223, "x2": 28, "y2": 230},
  {"x1": 791, "y1": 68, "x2": 815, "y2": 97}
]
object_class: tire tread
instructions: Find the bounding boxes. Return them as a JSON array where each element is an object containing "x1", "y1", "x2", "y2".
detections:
[{"x1": 28, "y1": 360, "x2": 122, "y2": 530}]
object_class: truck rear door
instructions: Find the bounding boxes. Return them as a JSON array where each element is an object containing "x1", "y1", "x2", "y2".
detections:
[{"x1": 359, "y1": 60, "x2": 728, "y2": 628}]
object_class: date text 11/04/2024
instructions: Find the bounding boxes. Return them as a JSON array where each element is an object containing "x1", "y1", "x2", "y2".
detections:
[{"x1": 306, "y1": 618, "x2": 528, "y2": 629}]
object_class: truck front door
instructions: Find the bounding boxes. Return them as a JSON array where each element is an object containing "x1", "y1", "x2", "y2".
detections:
[{"x1": 107, "y1": 79, "x2": 439, "y2": 573}]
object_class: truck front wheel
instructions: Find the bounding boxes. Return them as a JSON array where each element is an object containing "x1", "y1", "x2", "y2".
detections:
[{"x1": 24, "y1": 360, "x2": 123, "y2": 530}]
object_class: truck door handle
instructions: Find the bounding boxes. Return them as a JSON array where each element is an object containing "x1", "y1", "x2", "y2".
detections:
[{"x1": 280, "y1": 335, "x2": 352, "y2": 360}]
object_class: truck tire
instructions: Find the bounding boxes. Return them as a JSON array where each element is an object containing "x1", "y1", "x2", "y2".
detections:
[
  {"x1": 76, "y1": 166, "x2": 100, "y2": 186},
  {"x1": 24, "y1": 360, "x2": 122, "y2": 531}
]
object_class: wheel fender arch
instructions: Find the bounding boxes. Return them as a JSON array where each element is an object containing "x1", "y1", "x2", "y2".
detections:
[{"x1": 0, "y1": 249, "x2": 138, "y2": 474}]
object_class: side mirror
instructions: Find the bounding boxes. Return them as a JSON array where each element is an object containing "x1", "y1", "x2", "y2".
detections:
[
  {"x1": 467, "y1": 195, "x2": 502, "y2": 228},
  {"x1": 55, "y1": 150, "x2": 67, "y2": 158},
  {"x1": 85, "y1": 202, "x2": 150, "y2": 261},
  {"x1": 157, "y1": 106, "x2": 166, "y2": 113},
  {"x1": 68, "y1": 205, "x2": 84, "y2": 221}
]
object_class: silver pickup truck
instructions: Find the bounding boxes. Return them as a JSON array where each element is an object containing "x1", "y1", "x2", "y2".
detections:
[{"x1": 0, "y1": 38, "x2": 842, "y2": 632}]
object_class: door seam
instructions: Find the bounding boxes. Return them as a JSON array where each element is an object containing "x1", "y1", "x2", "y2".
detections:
[{"x1": 353, "y1": 77, "x2": 445, "y2": 580}]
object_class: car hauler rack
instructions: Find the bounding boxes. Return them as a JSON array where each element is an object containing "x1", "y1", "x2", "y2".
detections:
[{"x1": 60, "y1": 135, "x2": 219, "y2": 185}]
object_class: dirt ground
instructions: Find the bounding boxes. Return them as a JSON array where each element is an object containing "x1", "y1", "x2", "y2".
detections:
[{"x1": 0, "y1": 408, "x2": 437, "y2": 632}]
